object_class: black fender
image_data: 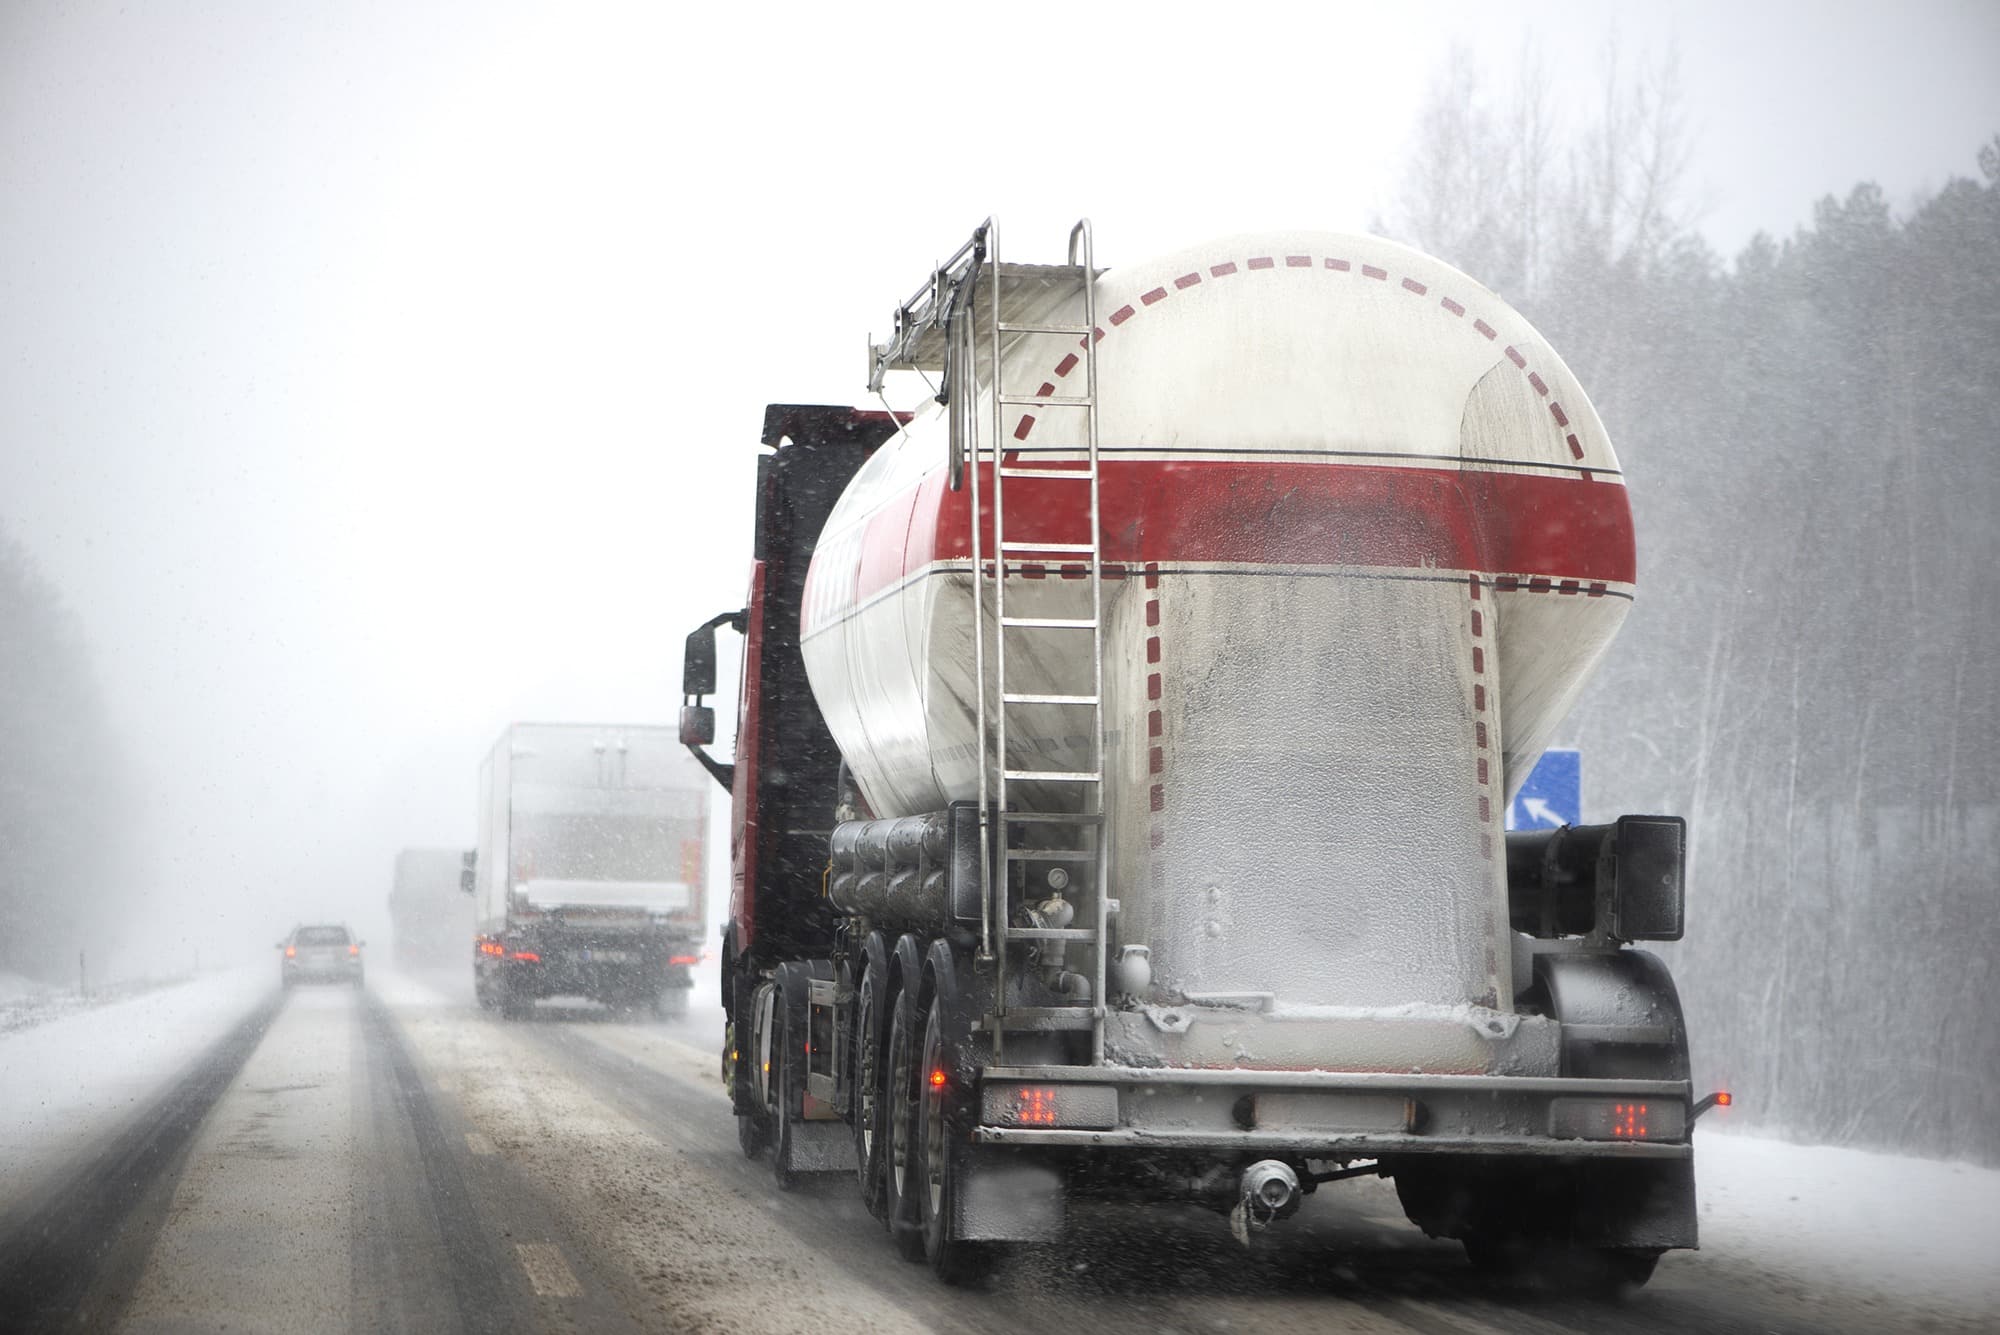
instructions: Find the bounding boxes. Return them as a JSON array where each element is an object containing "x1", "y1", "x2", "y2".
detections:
[
  {"x1": 888, "y1": 933, "x2": 924, "y2": 1009},
  {"x1": 1535, "y1": 949, "x2": 1690, "y2": 1081},
  {"x1": 719, "y1": 922, "x2": 741, "y2": 1017},
  {"x1": 855, "y1": 931, "x2": 892, "y2": 1051}
]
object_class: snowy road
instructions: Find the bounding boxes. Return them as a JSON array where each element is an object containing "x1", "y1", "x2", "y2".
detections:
[{"x1": 0, "y1": 968, "x2": 1993, "y2": 1334}]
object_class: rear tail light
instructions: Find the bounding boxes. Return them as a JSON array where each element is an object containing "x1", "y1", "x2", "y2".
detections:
[
  {"x1": 511, "y1": 950, "x2": 541, "y2": 963},
  {"x1": 349, "y1": 944, "x2": 360, "y2": 956},
  {"x1": 668, "y1": 954, "x2": 699, "y2": 966},
  {"x1": 285, "y1": 946, "x2": 296, "y2": 958},
  {"x1": 1550, "y1": 1098, "x2": 1688, "y2": 1142}
]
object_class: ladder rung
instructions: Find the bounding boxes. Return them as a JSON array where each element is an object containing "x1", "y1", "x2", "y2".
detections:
[
  {"x1": 1003, "y1": 812, "x2": 1102, "y2": 826},
  {"x1": 1002, "y1": 693, "x2": 1098, "y2": 705},
  {"x1": 1004, "y1": 769, "x2": 1101, "y2": 783},
  {"x1": 996, "y1": 322, "x2": 1093, "y2": 336},
  {"x1": 998, "y1": 394, "x2": 1094, "y2": 408},
  {"x1": 999, "y1": 540, "x2": 1095, "y2": 554},
  {"x1": 1003, "y1": 848, "x2": 1093, "y2": 861},
  {"x1": 1001, "y1": 616, "x2": 1097, "y2": 629},
  {"x1": 998, "y1": 466, "x2": 1094, "y2": 479}
]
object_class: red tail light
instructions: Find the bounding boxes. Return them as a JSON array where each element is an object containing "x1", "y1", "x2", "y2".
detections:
[
  {"x1": 511, "y1": 950, "x2": 541, "y2": 963},
  {"x1": 668, "y1": 955, "x2": 699, "y2": 967},
  {"x1": 349, "y1": 944, "x2": 360, "y2": 956},
  {"x1": 928, "y1": 1069, "x2": 948, "y2": 1090},
  {"x1": 285, "y1": 946, "x2": 296, "y2": 958},
  {"x1": 1716, "y1": 1091, "x2": 1733, "y2": 1107}
]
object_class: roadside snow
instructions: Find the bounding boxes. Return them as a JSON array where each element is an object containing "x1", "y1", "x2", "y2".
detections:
[
  {"x1": 1695, "y1": 1125, "x2": 2000, "y2": 1320},
  {"x1": 0, "y1": 967, "x2": 272, "y2": 1208},
  {"x1": 0, "y1": 968, "x2": 210, "y2": 1035}
]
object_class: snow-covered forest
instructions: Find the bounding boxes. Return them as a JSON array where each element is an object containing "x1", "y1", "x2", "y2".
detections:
[
  {"x1": 1390, "y1": 55, "x2": 2000, "y2": 1166},
  {"x1": 0, "y1": 537, "x2": 130, "y2": 982}
]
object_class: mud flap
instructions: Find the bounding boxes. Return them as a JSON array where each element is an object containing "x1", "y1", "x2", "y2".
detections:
[
  {"x1": 1393, "y1": 1154, "x2": 1697, "y2": 1250},
  {"x1": 950, "y1": 1143, "x2": 1065, "y2": 1242}
]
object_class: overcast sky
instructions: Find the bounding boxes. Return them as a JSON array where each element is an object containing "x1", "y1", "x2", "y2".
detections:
[{"x1": 2, "y1": 0, "x2": 1996, "y2": 964}]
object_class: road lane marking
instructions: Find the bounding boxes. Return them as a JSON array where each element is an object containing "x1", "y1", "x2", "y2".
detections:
[
  {"x1": 515, "y1": 1242, "x2": 582, "y2": 1298},
  {"x1": 463, "y1": 1132, "x2": 495, "y2": 1156}
]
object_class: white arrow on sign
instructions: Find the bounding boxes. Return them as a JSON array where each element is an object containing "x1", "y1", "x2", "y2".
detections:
[{"x1": 1521, "y1": 797, "x2": 1564, "y2": 827}]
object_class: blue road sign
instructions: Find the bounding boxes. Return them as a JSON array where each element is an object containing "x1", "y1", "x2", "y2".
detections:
[{"x1": 1507, "y1": 748, "x2": 1581, "y2": 830}]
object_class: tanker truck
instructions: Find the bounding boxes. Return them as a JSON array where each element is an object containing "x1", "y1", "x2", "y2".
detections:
[
  {"x1": 473, "y1": 723, "x2": 708, "y2": 1018},
  {"x1": 680, "y1": 220, "x2": 1727, "y2": 1288}
]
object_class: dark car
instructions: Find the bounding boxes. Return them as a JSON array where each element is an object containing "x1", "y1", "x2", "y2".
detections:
[{"x1": 280, "y1": 923, "x2": 364, "y2": 988}]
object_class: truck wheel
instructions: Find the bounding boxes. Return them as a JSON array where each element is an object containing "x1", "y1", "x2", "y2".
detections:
[
  {"x1": 881, "y1": 982, "x2": 927, "y2": 1262},
  {"x1": 737, "y1": 1108, "x2": 770, "y2": 1159},
  {"x1": 851, "y1": 963, "x2": 889, "y2": 1219},
  {"x1": 770, "y1": 1002, "x2": 801, "y2": 1192},
  {"x1": 918, "y1": 995, "x2": 997, "y2": 1284}
]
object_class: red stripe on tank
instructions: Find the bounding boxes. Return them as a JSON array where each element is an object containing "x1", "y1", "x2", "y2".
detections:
[{"x1": 889, "y1": 461, "x2": 1633, "y2": 602}]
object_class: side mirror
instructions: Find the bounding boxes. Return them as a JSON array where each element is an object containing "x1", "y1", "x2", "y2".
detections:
[
  {"x1": 679, "y1": 705, "x2": 715, "y2": 747},
  {"x1": 680, "y1": 609, "x2": 745, "y2": 792},
  {"x1": 683, "y1": 624, "x2": 719, "y2": 697},
  {"x1": 459, "y1": 849, "x2": 477, "y2": 894}
]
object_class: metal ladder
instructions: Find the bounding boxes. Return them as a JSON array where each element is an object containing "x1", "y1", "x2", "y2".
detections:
[{"x1": 967, "y1": 220, "x2": 1112, "y2": 1064}]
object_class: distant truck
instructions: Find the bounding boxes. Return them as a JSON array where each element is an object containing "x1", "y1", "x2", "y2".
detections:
[
  {"x1": 388, "y1": 847, "x2": 472, "y2": 968},
  {"x1": 472, "y1": 723, "x2": 708, "y2": 1018}
]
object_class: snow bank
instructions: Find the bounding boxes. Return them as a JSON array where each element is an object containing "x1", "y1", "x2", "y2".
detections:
[
  {"x1": 0, "y1": 967, "x2": 271, "y2": 1206},
  {"x1": 1697, "y1": 1125, "x2": 2000, "y2": 1317}
]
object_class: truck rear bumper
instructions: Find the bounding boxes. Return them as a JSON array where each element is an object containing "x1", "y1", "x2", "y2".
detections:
[{"x1": 972, "y1": 1064, "x2": 1693, "y2": 1160}]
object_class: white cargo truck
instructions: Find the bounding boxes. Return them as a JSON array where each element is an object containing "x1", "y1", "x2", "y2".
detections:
[{"x1": 472, "y1": 722, "x2": 708, "y2": 1018}]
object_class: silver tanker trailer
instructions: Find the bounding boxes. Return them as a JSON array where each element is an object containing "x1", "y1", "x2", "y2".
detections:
[{"x1": 680, "y1": 220, "x2": 1728, "y2": 1288}]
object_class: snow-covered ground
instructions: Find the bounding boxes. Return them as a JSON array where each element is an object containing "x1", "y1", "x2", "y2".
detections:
[
  {"x1": 0, "y1": 966, "x2": 272, "y2": 1208},
  {"x1": 0, "y1": 967, "x2": 217, "y2": 1035},
  {"x1": 1695, "y1": 1125, "x2": 2000, "y2": 1320}
]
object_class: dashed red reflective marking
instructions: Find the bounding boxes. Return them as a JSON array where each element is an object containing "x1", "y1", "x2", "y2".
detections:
[
  {"x1": 1109, "y1": 304, "x2": 1136, "y2": 326},
  {"x1": 1248, "y1": 256, "x2": 1275, "y2": 270},
  {"x1": 1141, "y1": 286, "x2": 1169, "y2": 306},
  {"x1": 1148, "y1": 711, "x2": 1163, "y2": 736},
  {"x1": 1551, "y1": 403, "x2": 1571, "y2": 428},
  {"x1": 1014, "y1": 415, "x2": 1036, "y2": 440},
  {"x1": 1150, "y1": 785, "x2": 1165, "y2": 813},
  {"x1": 1147, "y1": 673, "x2": 1162, "y2": 700},
  {"x1": 1326, "y1": 257, "x2": 1351, "y2": 271},
  {"x1": 1505, "y1": 346, "x2": 1527, "y2": 369},
  {"x1": 1176, "y1": 271, "x2": 1202, "y2": 289},
  {"x1": 1529, "y1": 372, "x2": 1549, "y2": 396},
  {"x1": 1474, "y1": 319, "x2": 1498, "y2": 340},
  {"x1": 1362, "y1": 264, "x2": 1387, "y2": 280},
  {"x1": 1146, "y1": 638, "x2": 1161, "y2": 663},
  {"x1": 1567, "y1": 433, "x2": 1584, "y2": 459},
  {"x1": 1210, "y1": 262, "x2": 1238, "y2": 277},
  {"x1": 1287, "y1": 255, "x2": 1312, "y2": 267},
  {"x1": 1402, "y1": 276, "x2": 1428, "y2": 294},
  {"x1": 1441, "y1": 296, "x2": 1465, "y2": 316},
  {"x1": 1149, "y1": 746, "x2": 1164, "y2": 774},
  {"x1": 1036, "y1": 382, "x2": 1055, "y2": 397},
  {"x1": 1055, "y1": 353, "x2": 1079, "y2": 378}
]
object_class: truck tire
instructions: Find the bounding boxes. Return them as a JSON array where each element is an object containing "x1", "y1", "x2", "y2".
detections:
[
  {"x1": 881, "y1": 979, "x2": 927, "y2": 1262},
  {"x1": 851, "y1": 959, "x2": 890, "y2": 1219},
  {"x1": 918, "y1": 993, "x2": 997, "y2": 1284},
  {"x1": 770, "y1": 1001, "x2": 801, "y2": 1192}
]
